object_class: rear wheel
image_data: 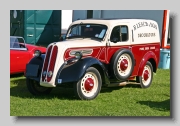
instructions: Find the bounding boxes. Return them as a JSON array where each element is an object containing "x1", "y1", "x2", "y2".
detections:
[
  {"x1": 137, "y1": 61, "x2": 153, "y2": 88},
  {"x1": 74, "y1": 67, "x2": 102, "y2": 100},
  {"x1": 26, "y1": 78, "x2": 53, "y2": 95}
]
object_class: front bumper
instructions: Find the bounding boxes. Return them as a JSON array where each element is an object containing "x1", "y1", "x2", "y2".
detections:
[{"x1": 25, "y1": 64, "x2": 41, "y2": 82}]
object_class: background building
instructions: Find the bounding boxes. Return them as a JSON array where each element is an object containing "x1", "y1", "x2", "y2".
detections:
[{"x1": 10, "y1": 10, "x2": 73, "y2": 47}]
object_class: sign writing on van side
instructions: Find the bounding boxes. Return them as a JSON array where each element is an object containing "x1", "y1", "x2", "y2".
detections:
[
  {"x1": 133, "y1": 22, "x2": 157, "y2": 31},
  {"x1": 138, "y1": 33, "x2": 156, "y2": 38}
]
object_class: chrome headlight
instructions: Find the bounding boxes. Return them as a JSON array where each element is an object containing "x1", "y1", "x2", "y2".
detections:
[
  {"x1": 42, "y1": 71, "x2": 46, "y2": 77},
  {"x1": 47, "y1": 71, "x2": 53, "y2": 77},
  {"x1": 34, "y1": 50, "x2": 41, "y2": 57},
  {"x1": 75, "y1": 52, "x2": 82, "y2": 59}
]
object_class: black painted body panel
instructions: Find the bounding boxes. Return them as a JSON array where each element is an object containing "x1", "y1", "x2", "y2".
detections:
[{"x1": 55, "y1": 57, "x2": 110, "y2": 86}]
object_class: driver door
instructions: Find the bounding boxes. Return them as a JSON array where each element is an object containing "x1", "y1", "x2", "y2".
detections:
[{"x1": 106, "y1": 24, "x2": 131, "y2": 61}]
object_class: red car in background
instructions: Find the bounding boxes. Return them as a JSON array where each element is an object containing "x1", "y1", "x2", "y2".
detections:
[{"x1": 10, "y1": 36, "x2": 46, "y2": 75}]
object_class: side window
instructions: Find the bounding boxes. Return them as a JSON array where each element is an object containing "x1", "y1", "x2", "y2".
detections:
[
  {"x1": 17, "y1": 38, "x2": 26, "y2": 48},
  {"x1": 10, "y1": 39, "x2": 14, "y2": 48},
  {"x1": 110, "y1": 25, "x2": 128, "y2": 42},
  {"x1": 10, "y1": 38, "x2": 26, "y2": 49},
  {"x1": 110, "y1": 26, "x2": 120, "y2": 42},
  {"x1": 13, "y1": 38, "x2": 20, "y2": 48},
  {"x1": 121, "y1": 26, "x2": 128, "y2": 41}
]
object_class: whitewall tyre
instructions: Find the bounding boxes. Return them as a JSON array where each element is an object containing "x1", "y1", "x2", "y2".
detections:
[
  {"x1": 138, "y1": 61, "x2": 153, "y2": 88},
  {"x1": 74, "y1": 67, "x2": 102, "y2": 100}
]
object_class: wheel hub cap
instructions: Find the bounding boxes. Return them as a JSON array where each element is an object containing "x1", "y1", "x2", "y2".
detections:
[
  {"x1": 120, "y1": 59, "x2": 128, "y2": 71},
  {"x1": 143, "y1": 70, "x2": 149, "y2": 81},
  {"x1": 84, "y1": 78, "x2": 94, "y2": 91}
]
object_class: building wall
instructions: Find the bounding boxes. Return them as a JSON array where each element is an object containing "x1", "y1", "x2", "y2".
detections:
[
  {"x1": 10, "y1": 10, "x2": 61, "y2": 47},
  {"x1": 10, "y1": 10, "x2": 24, "y2": 37},
  {"x1": 72, "y1": 10, "x2": 87, "y2": 21},
  {"x1": 61, "y1": 10, "x2": 73, "y2": 34}
]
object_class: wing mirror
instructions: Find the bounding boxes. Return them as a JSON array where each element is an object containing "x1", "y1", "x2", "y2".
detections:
[{"x1": 59, "y1": 35, "x2": 66, "y2": 41}]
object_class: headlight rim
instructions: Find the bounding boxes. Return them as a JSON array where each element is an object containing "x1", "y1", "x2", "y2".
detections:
[
  {"x1": 74, "y1": 51, "x2": 82, "y2": 59},
  {"x1": 34, "y1": 50, "x2": 42, "y2": 57}
]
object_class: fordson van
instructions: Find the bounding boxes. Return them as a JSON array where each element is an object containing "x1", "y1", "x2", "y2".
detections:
[{"x1": 25, "y1": 19, "x2": 160, "y2": 100}]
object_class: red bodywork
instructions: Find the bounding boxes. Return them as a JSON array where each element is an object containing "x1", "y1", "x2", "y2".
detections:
[
  {"x1": 10, "y1": 41, "x2": 46, "y2": 75},
  {"x1": 64, "y1": 43, "x2": 160, "y2": 78}
]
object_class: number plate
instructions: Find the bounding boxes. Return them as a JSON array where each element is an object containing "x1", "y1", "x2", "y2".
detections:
[{"x1": 26, "y1": 64, "x2": 39, "y2": 77}]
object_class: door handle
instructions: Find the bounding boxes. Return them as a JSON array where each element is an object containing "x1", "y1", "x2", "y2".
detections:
[{"x1": 27, "y1": 34, "x2": 33, "y2": 37}]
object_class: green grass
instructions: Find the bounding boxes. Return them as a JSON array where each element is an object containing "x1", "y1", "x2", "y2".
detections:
[{"x1": 10, "y1": 69, "x2": 170, "y2": 116}]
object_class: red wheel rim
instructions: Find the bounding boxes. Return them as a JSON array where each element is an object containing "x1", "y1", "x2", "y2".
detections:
[
  {"x1": 84, "y1": 78, "x2": 94, "y2": 91},
  {"x1": 120, "y1": 59, "x2": 128, "y2": 71},
  {"x1": 80, "y1": 72, "x2": 98, "y2": 97},
  {"x1": 117, "y1": 53, "x2": 132, "y2": 76},
  {"x1": 143, "y1": 70, "x2": 149, "y2": 81},
  {"x1": 142, "y1": 64, "x2": 152, "y2": 86}
]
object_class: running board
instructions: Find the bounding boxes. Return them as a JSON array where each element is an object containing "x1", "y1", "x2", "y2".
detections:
[{"x1": 107, "y1": 81, "x2": 140, "y2": 87}]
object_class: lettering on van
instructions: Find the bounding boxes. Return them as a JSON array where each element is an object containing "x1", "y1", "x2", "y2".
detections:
[
  {"x1": 133, "y1": 22, "x2": 157, "y2": 31},
  {"x1": 138, "y1": 33, "x2": 156, "y2": 38},
  {"x1": 139, "y1": 46, "x2": 155, "y2": 51}
]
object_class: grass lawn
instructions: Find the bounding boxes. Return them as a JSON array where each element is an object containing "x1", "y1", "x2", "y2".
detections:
[{"x1": 10, "y1": 69, "x2": 170, "y2": 116}]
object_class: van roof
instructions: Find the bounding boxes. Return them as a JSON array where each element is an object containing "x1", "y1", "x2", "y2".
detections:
[
  {"x1": 71, "y1": 18, "x2": 158, "y2": 27},
  {"x1": 83, "y1": 18, "x2": 152, "y2": 20}
]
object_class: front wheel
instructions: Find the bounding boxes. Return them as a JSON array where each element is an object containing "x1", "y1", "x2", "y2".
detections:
[
  {"x1": 26, "y1": 78, "x2": 53, "y2": 95},
  {"x1": 137, "y1": 61, "x2": 153, "y2": 88},
  {"x1": 74, "y1": 67, "x2": 102, "y2": 100}
]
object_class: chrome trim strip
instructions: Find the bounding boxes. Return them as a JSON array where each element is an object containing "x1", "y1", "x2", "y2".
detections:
[
  {"x1": 45, "y1": 45, "x2": 54, "y2": 82},
  {"x1": 69, "y1": 49, "x2": 93, "y2": 56},
  {"x1": 10, "y1": 48, "x2": 27, "y2": 51}
]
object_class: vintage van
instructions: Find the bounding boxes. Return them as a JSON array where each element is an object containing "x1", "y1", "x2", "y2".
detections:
[{"x1": 25, "y1": 18, "x2": 160, "y2": 100}]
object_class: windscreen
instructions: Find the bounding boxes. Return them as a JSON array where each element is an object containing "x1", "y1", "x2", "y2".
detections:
[{"x1": 66, "y1": 24, "x2": 108, "y2": 41}]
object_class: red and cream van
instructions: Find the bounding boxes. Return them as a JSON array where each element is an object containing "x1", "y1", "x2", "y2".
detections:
[{"x1": 25, "y1": 18, "x2": 160, "y2": 100}]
